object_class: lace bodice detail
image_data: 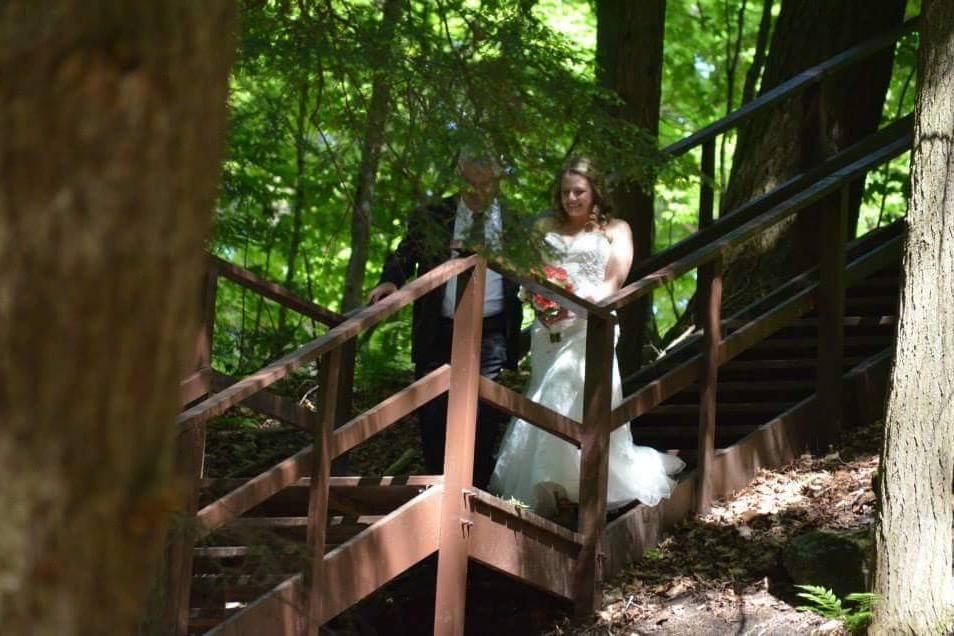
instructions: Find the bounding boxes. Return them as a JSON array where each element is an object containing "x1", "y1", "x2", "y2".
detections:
[{"x1": 543, "y1": 230, "x2": 610, "y2": 295}]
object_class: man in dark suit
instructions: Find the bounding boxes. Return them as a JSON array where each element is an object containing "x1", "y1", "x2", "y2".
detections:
[{"x1": 366, "y1": 155, "x2": 523, "y2": 487}]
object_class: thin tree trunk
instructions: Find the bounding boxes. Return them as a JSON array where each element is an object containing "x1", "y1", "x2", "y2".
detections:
[
  {"x1": 740, "y1": 0, "x2": 773, "y2": 107},
  {"x1": 871, "y1": 1, "x2": 954, "y2": 632},
  {"x1": 0, "y1": 2, "x2": 235, "y2": 634},
  {"x1": 595, "y1": 0, "x2": 666, "y2": 380},
  {"x1": 721, "y1": 0, "x2": 904, "y2": 312},
  {"x1": 341, "y1": 0, "x2": 402, "y2": 312},
  {"x1": 276, "y1": 82, "x2": 309, "y2": 344},
  {"x1": 720, "y1": 0, "x2": 747, "y2": 193}
]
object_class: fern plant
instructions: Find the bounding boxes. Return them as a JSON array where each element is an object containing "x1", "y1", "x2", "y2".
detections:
[{"x1": 795, "y1": 584, "x2": 877, "y2": 634}]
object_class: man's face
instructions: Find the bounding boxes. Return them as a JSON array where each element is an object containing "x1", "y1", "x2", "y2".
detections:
[{"x1": 458, "y1": 160, "x2": 498, "y2": 213}]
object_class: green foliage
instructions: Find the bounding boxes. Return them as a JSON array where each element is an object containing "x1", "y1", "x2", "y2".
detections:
[
  {"x1": 795, "y1": 584, "x2": 878, "y2": 634},
  {"x1": 208, "y1": 0, "x2": 917, "y2": 374}
]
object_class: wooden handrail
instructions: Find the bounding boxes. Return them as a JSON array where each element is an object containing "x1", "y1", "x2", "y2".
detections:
[
  {"x1": 489, "y1": 261, "x2": 614, "y2": 320},
  {"x1": 609, "y1": 230, "x2": 903, "y2": 428},
  {"x1": 599, "y1": 129, "x2": 911, "y2": 311},
  {"x1": 210, "y1": 254, "x2": 345, "y2": 326},
  {"x1": 477, "y1": 376, "x2": 582, "y2": 446},
  {"x1": 630, "y1": 116, "x2": 912, "y2": 284},
  {"x1": 178, "y1": 255, "x2": 480, "y2": 432},
  {"x1": 664, "y1": 18, "x2": 917, "y2": 157}
]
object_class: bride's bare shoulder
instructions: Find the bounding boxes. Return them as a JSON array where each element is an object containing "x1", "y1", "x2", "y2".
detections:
[{"x1": 604, "y1": 218, "x2": 632, "y2": 243}]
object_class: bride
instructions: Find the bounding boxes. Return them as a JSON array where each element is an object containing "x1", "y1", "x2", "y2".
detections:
[{"x1": 489, "y1": 157, "x2": 684, "y2": 518}]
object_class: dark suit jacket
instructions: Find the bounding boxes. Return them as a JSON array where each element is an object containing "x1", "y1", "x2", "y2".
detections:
[{"x1": 378, "y1": 195, "x2": 523, "y2": 369}]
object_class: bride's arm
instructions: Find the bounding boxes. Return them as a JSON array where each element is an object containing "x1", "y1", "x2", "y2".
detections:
[{"x1": 581, "y1": 219, "x2": 634, "y2": 303}]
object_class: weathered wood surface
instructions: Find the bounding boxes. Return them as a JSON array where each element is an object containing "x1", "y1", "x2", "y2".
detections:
[
  {"x1": 211, "y1": 254, "x2": 344, "y2": 326},
  {"x1": 434, "y1": 263, "x2": 485, "y2": 636},
  {"x1": 179, "y1": 256, "x2": 480, "y2": 431},
  {"x1": 664, "y1": 18, "x2": 916, "y2": 156},
  {"x1": 478, "y1": 375, "x2": 582, "y2": 446}
]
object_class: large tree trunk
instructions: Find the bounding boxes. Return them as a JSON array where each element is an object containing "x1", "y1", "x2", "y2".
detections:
[
  {"x1": 0, "y1": 3, "x2": 234, "y2": 634},
  {"x1": 871, "y1": 2, "x2": 954, "y2": 632},
  {"x1": 341, "y1": 0, "x2": 402, "y2": 312},
  {"x1": 721, "y1": 0, "x2": 904, "y2": 311},
  {"x1": 595, "y1": 0, "x2": 666, "y2": 379}
]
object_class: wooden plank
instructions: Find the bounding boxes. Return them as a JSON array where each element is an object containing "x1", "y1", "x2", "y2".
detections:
[
  {"x1": 600, "y1": 133, "x2": 910, "y2": 312},
  {"x1": 212, "y1": 254, "x2": 344, "y2": 326},
  {"x1": 709, "y1": 397, "x2": 817, "y2": 497},
  {"x1": 206, "y1": 573, "x2": 304, "y2": 636},
  {"x1": 331, "y1": 365, "x2": 451, "y2": 458},
  {"x1": 165, "y1": 423, "x2": 206, "y2": 635},
  {"x1": 201, "y1": 477, "x2": 438, "y2": 518},
  {"x1": 318, "y1": 485, "x2": 443, "y2": 624},
  {"x1": 663, "y1": 19, "x2": 916, "y2": 156},
  {"x1": 603, "y1": 476, "x2": 696, "y2": 578},
  {"x1": 197, "y1": 446, "x2": 313, "y2": 535},
  {"x1": 179, "y1": 256, "x2": 480, "y2": 432},
  {"x1": 573, "y1": 316, "x2": 615, "y2": 616},
  {"x1": 333, "y1": 339, "x2": 357, "y2": 475},
  {"x1": 612, "y1": 358, "x2": 704, "y2": 429},
  {"x1": 210, "y1": 370, "x2": 313, "y2": 432},
  {"x1": 468, "y1": 494, "x2": 579, "y2": 601},
  {"x1": 305, "y1": 348, "x2": 341, "y2": 635},
  {"x1": 464, "y1": 488, "x2": 582, "y2": 545},
  {"x1": 180, "y1": 366, "x2": 213, "y2": 407},
  {"x1": 193, "y1": 265, "x2": 219, "y2": 372},
  {"x1": 489, "y1": 260, "x2": 612, "y2": 320},
  {"x1": 477, "y1": 375, "x2": 582, "y2": 446},
  {"x1": 631, "y1": 120, "x2": 910, "y2": 287},
  {"x1": 434, "y1": 261, "x2": 485, "y2": 636},
  {"x1": 619, "y1": 221, "x2": 900, "y2": 391},
  {"x1": 613, "y1": 231, "x2": 901, "y2": 429}
]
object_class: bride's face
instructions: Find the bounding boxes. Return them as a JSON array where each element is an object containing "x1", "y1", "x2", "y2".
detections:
[{"x1": 560, "y1": 172, "x2": 594, "y2": 222}]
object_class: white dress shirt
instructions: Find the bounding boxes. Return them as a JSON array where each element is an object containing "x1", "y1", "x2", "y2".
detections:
[{"x1": 441, "y1": 197, "x2": 505, "y2": 318}]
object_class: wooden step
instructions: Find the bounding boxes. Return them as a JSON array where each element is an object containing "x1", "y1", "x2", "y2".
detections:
[
  {"x1": 634, "y1": 402, "x2": 793, "y2": 427},
  {"x1": 220, "y1": 514, "x2": 383, "y2": 543},
  {"x1": 200, "y1": 476, "x2": 437, "y2": 517},
  {"x1": 631, "y1": 424, "x2": 758, "y2": 447},
  {"x1": 667, "y1": 380, "x2": 814, "y2": 403},
  {"x1": 718, "y1": 356, "x2": 865, "y2": 380}
]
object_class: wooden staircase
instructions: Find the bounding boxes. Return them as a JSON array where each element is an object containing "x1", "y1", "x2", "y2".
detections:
[{"x1": 165, "y1": 19, "x2": 917, "y2": 636}]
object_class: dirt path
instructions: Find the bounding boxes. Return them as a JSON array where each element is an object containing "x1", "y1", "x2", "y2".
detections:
[{"x1": 551, "y1": 424, "x2": 881, "y2": 635}]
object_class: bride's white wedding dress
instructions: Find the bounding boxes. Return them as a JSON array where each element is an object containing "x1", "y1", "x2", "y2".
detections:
[{"x1": 489, "y1": 229, "x2": 684, "y2": 514}]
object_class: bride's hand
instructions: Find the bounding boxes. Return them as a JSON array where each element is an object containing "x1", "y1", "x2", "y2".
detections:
[{"x1": 538, "y1": 307, "x2": 571, "y2": 327}]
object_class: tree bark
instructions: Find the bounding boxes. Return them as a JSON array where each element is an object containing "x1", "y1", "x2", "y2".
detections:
[
  {"x1": 341, "y1": 0, "x2": 402, "y2": 312},
  {"x1": 595, "y1": 0, "x2": 666, "y2": 379},
  {"x1": 871, "y1": 1, "x2": 954, "y2": 632},
  {"x1": 0, "y1": 2, "x2": 234, "y2": 634},
  {"x1": 721, "y1": 0, "x2": 904, "y2": 311}
]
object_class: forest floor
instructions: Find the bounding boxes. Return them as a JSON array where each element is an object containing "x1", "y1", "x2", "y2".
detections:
[{"x1": 205, "y1": 375, "x2": 880, "y2": 635}]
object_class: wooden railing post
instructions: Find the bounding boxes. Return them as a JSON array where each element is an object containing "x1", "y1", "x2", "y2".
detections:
[
  {"x1": 164, "y1": 425, "x2": 205, "y2": 636},
  {"x1": 695, "y1": 140, "x2": 716, "y2": 329},
  {"x1": 304, "y1": 346, "x2": 343, "y2": 635},
  {"x1": 816, "y1": 185, "x2": 849, "y2": 443},
  {"x1": 331, "y1": 339, "x2": 356, "y2": 475},
  {"x1": 573, "y1": 314, "x2": 615, "y2": 616},
  {"x1": 434, "y1": 260, "x2": 485, "y2": 636},
  {"x1": 194, "y1": 262, "x2": 219, "y2": 372},
  {"x1": 164, "y1": 261, "x2": 219, "y2": 635},
  {"x1": 695, "y1": 256, "x2": 723, "y2": 514}
]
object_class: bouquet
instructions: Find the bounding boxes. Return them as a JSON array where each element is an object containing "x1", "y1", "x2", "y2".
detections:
[{"x1": 522, "y1": 266, "x2": 574, "y2": 342}]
